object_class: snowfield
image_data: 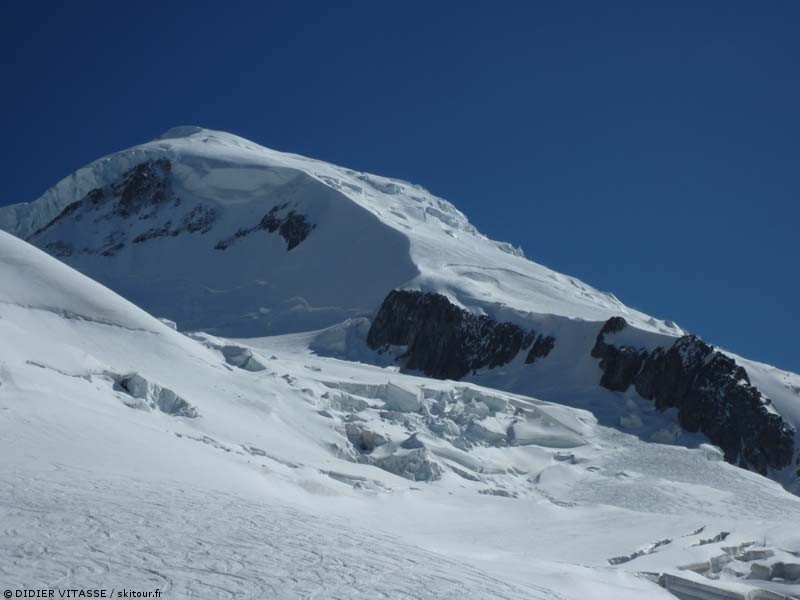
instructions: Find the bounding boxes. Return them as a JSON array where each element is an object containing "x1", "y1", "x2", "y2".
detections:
[
  {"x1": 1, "y1": 127, "x2": 799, "y2": 598},
  {"x1": 2, "y1": 230, "x2": 800, "y2": 599},
  {"x1": 3, "y1": 127, "x2": 798, "y2": 487}
]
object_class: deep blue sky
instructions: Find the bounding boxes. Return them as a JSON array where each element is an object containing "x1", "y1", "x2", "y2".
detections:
[{"x1": 1, "y1": 2, "x2": 798, "y2": 371}]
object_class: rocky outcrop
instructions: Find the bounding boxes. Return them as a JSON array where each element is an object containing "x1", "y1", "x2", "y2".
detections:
[
  {"x1": 131, "y1": 206, "x2": 217, "y2": 243},
  {"x1": 367, "y1": 292, "x2": 793, "y2": 477},
  {"x1": 366, "y1": 290, "x2": 554, "y2": 379},
  {"x1": 591, "y1": 318, "x2": 648, "y2": 392},
  {"x1": 132, "y1": 221, "x2": 179, "y2": 244},
  {"x1": 44, "y1": 240, "x2": 75, "y2": 257},
  {"x1": 215, "y1": 202, "x2": 315, "y2": 251},
  {"x1": 261, "y1": 208, "x2": 314, "y2": 250},
  {"x1": 592, "y1": 317, "x2": 795, "y2": 474},
  {"x1": 34, "y1": 160, "x2": 175, "y2": 239},
  {"x1": 110, "y1": 159, "x2": 175, "y2": 219},
  {"x1": 590, "y1": 316, "x2": 627, "y2": 358},
  {"x1": 182, "y1": 204, "x2": 218, "y2": 233},
  {"x1": 525, "y1": 334, "x2": 556, "y2": 365},
  {"x1": 29, "y1": 160, "x2": 219, "y2": 257}
]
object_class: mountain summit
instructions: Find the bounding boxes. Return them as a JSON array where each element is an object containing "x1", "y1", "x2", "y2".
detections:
[
  {"x1": 3, "y1": 128, "x2": 800, "y2": 598},
  {"x1": 1, "y1": 127, "x2": 798, "y2": 491},
  {"x1": 0, "y1": 126, "x2": 675, "y2": 336}
]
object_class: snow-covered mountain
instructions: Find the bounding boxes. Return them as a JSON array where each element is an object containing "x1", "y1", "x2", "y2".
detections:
[
  {"x1": 2, "y1": 126, "x2": 797, "y2": 492},
  {"x1": 2, "y1": 126, "x2": 677, "y2": 336},
  {"x1": 3, "y1": 228, "x2": 800, "y2": 599},
  {"x1": 2, "y1": 126, "x2": 800, "y2": 598}
]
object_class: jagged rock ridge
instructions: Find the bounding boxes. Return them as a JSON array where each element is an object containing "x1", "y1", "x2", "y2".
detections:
[
  {"x1": 366, "y1": 290, "x2": 554, "y2": 380},
  {"x1": 592, "y1": 317, "x2": 796, "y2": 474},
  {"x1": 214, "y1": 202, "x2": 315, "y2": 251},
  {"x1": 28, "y1": 159, "x2": 316, "y2": 258},
  {"x1": 367, "y1": 292, "x2": 795, "y2": 477},
  {"x1": 28, "y1": 160, "x2": 212, "y2": 257}
]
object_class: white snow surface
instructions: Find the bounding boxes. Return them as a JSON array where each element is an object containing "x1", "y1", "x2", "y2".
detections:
[
  {"x1": 2, "y1": 231, "x2": 800, "y2": 599},
  {"x1": 2, "y1": 128, "x2": 799, "y2": 597},
  {"x1": 0, "y1": 126, "x2": 682, "y2": 337}
]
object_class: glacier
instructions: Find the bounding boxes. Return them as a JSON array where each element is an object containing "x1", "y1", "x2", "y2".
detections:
[{"x1": 1, "y1": 127, "x2": 800, "y2": 599}]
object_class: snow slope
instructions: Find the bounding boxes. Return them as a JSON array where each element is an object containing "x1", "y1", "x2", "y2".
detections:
[
  {"x1": 2, "y1": 231, "x2": 800, "y2": 599},
  {"x1": 0, "y1": 126, "x2": 681, "y2": 337},
  {"x1": 2, "y1": 126, "x2": 798, "y2": 490}
]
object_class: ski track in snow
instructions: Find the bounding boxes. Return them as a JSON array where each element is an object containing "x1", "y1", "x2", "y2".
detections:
[{"x1": 0, "y1": 474, "x2": 557, "y2": 600}]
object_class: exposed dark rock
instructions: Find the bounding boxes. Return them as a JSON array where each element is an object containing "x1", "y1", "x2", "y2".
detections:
[
  {"x1": 215, "y1": 202, "x2": 315, "y2": 251},
  {"x1": 132, "y1": 221, "x2": 179, "y2": 244},
  {"x1": 112, "y1": 159, "x2": 173, "y2": 219},
  {"x1": 258, "y1": 206, "x2": 315, "y2": 250},
  {"x1": 44, "y1": 241, "x2": 74, "y2": 257},
  {"x1": 525, "y1": 334, "x2": 556, "y2": 364},
  {"x1": 693, "y1": 532, "x2": 730, "y2": 547},
  {"x1": 100, "y1": 242, "x2": 125, "y2": 257},
  {"x1": 591, "y1": 317, "x2": 796, "y2": 474},
  {"x1": 130, "y1": 205, "x2": 217, "y2": 244},
  {"x1": 97, "y1": 231, "x2": 126, "y2": 257},
  {"x1": 478, "y1": 488, "x2": 516, "y2": 498},
  {"x1": 31, "y1": 197, "x2": 85, "y2": 237},
  {"x1": 590, "y1": 316, "x2": 628, "y2": 359},
  {"x1": 183, "y1": 204, "x2": 217, "y2": 233},
  {"x1": 367, "y1": 290, "x2": 554, "y2": 380},
  {"x1": 86, "y1": 187, "x2": 105, "y2": 206},
  {"x1": 590, "y1": 316, "x2": 648, "y2": 391},
  {"x1": 280, "y1": 213, "x2": 314, "y2": 250},
  {"x1": 600, "y1": 346, "x2": 647, "y2": 392},
  {"x1": 29, "y1": 160, "x2": 222, "y2": 259}
]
